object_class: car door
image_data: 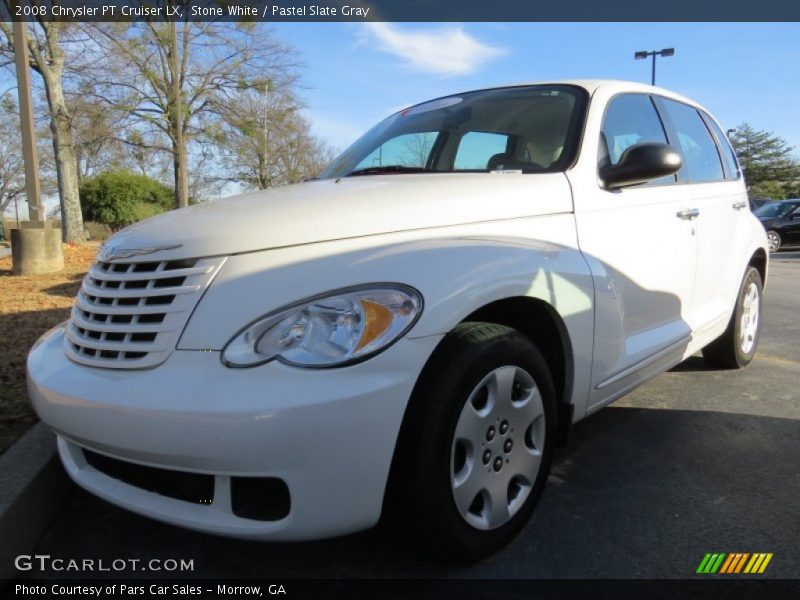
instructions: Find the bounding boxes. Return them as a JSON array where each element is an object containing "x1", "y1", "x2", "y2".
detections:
[
  {"x1": 781, "y1": 203, "x2": 800, "y2": 245},
  {"x1": 568, "y1": 91, "x2": 698, "y2": 410},
  {"x1": 657, "y1": 98, "x2": 750, "y2": 336}
]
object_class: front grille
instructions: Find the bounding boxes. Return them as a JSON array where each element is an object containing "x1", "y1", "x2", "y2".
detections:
[
  {"x1": 83, "y1": 449, "x2": 214, "y2": 505},
  {"x1": 65, "y1": 255, "x2": 226, "y2": 369}
]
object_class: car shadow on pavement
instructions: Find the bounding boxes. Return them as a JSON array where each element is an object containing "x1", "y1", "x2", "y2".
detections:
[
  {"x1": 669, "y1": 356, "x2": 717, "y2": 373},
  {"x1": 30, "y1": 406, "x2": 799, "y2": 579}
]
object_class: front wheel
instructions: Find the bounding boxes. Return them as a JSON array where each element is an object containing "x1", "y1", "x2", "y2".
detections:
[
  {"x1": 766, "y1": 230, "x2": 781, "y2": 253},
  {"x1": 386, "y1": 322, "x2": 556, "y2": 562},
  {"x1": 702, "y1": 266, "x2": 763, "y2": 369}
]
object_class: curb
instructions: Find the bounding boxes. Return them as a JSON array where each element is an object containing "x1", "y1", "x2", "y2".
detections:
[{"x1": 0, "y1": 423, "x2": 72, "y2": 580}]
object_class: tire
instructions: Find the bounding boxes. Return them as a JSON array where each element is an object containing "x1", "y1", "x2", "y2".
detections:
[
  {"x1": 385, "y1": 322, "x2": 557, "y2": 562},
  {"x1": 702, "y1": 266, "x2": 763, "y2": 369},
  {"x1": 766, "y1": 230, "x2": 781, "y2": 253}
]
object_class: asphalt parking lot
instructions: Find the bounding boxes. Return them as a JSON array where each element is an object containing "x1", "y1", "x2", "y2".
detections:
[{"x1": 30, "y1": 252, "x2": 800, "y2": 579}]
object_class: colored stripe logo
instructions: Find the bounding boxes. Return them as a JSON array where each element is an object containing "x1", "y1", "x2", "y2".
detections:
[{"x1": 696, "y1": 552, "x2": 773, "y2": 574}]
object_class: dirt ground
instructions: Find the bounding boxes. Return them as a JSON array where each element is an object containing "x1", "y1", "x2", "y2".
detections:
[{"x1": 0, "y1": 243, "x2": 98, "y2": 454}]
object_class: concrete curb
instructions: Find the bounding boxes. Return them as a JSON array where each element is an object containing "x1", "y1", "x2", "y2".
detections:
[{"x1": 0, "y1": 423, "x2": 72, "y2": 579}]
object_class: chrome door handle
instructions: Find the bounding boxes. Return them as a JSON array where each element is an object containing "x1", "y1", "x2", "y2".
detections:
[
  {"x1": 676, "y1": 208, "x2": 700, "y2": 220},
  {"x1": 732, "y1": 201, "x2": 747, "y2": 210}
]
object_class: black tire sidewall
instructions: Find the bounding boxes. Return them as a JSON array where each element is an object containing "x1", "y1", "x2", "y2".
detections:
[
  {"x1": 399, "y1": 324, "x2": 557, "y2": 561},
  {"x1": 731, "y1": 267, "x2": 763, "y2": 366}
]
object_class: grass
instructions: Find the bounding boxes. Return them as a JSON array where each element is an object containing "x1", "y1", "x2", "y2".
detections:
[{"x1": 0, "y1": 242, "x2": 98, "y2": 454}]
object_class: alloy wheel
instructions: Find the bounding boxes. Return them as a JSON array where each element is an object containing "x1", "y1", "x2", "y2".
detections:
[
  {"x1": 450, "y1": 365, "x2": 545, "y2": 530},
  {"x1": 766, "y1": 231, "x2": 780, "y2": 253},
  {"x1": 740, "y1": 281, "x2": 760, "y2": 355}
]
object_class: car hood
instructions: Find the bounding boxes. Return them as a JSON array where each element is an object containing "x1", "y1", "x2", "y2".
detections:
[{"x1": 102, "y1": 173, "x2": 572, "y2": 260}]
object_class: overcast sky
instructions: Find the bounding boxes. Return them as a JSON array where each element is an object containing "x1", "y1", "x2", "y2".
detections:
[{"x1": 274, "y1": 22, "x2": 800, "y2": 155}]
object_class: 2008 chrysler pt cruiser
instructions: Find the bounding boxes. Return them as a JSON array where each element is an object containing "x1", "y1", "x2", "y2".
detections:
[{"x1": 28, "y1": 80, "x2": 768, "y2": 560}]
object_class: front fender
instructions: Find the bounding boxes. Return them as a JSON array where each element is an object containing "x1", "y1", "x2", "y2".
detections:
[
  {"x1": 182, "y1": 219, "x2": 590, "y2": 339},
  {"x1": 179, "y1": 218, "x2": 595, "y2": 413}
]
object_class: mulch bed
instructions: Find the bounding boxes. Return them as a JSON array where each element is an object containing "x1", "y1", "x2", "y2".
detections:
[{"x1": 0, "y1": 243, "x2": 98, "y2": 454}]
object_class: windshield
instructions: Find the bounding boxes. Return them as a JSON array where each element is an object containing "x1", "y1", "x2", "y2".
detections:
[
  {"x1": 755, "y1": 202, "x2": 798, "y2": 218},
  {"x1": 320, "y1": 85, "x2": 588, "y2": 179}
]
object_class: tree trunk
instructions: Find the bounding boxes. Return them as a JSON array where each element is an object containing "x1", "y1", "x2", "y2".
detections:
[
  {"x1": 170, "y1": 21, "x2": 189, "y2": 209},
  {"x1": 43, "y1": 69, "x2": 85, "y2": 242}
]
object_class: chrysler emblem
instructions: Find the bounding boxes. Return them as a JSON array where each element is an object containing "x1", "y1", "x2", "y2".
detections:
[{"x1": 98, "y1": 243, "x2": 183, "y2": 262}]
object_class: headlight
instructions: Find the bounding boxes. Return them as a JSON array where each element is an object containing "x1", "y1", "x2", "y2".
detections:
[{"x1": 221, "y1": 284, "x2": 423, "y2": 368}]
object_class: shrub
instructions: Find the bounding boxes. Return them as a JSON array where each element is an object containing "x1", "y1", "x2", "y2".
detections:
[
  {"x1": 83, "y1": 221, "x2": 112, "y2": 241},
  {"x1": 79, "y1": 170, "x2": 173, "y2": 231}
]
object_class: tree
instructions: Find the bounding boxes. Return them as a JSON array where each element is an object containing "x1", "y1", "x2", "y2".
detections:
[
  {"x1": 69, "y1": 89, "x2": 129, "y2": 183},
  {"x1": 217, "y1": 85, "x2": 334, "y2": 189},
  {"x1": 85, "y1": 20, "x2": 298, "y2": 208},
  {"x1": 79, "y1": 169, "x2": 172, "y2": 231},
  {"x1": 0, "y1": 16, "x2": 87, "y2": 241},
  {"x1": 0, "y1": 94, "x2": 25, "y2": 217},
  {"x1": 729, "y1": 123, "x2": 800, "y2": 198},
  {"x1": 401, "y1": 132, "x2": 436, "y2": 168}
]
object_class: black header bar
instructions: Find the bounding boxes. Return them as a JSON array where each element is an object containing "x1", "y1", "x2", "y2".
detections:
[{"x1": 3, "y1": 0, "x2": 800, "y2": 22}]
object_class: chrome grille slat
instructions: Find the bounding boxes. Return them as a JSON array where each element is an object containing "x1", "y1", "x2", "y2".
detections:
[
  {"x1": 64, "y1": 255, "x2": 227, "y2": 369},
  {"x1": 75, "y1": 294, "x2": 186, "y2": 315},
  {"x1": 69, "y1": 308, "x2": 176, "y2": 334},
  {"x1": 87, "y1": 264, "x2": 212, "y2": 282},
  {"x1": 81, "y1": 281, "x2": 201, "y2": 299},
  {"x1": 66, "y1": 324, "x2": 170, "y2": 352}
]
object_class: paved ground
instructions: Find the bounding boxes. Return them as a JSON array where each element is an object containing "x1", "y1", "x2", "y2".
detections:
[{"x1": 31, "y1": 252, "x2": 800, "y2": 579}]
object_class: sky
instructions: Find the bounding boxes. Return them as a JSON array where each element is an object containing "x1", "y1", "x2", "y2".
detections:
[
  {"x1": 271, "y1": 22, "x2": 800, "y2": 156},
  {"x1": 4, "y1": 21, "x2": 799, "y2": 217}
]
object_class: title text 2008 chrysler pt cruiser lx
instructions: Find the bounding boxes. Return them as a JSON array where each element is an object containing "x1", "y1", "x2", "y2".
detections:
[{"x1": 28, "y1": 80, "x2": 768, "y2": 561}]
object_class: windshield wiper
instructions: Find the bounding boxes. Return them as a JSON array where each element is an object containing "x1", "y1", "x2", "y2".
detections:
[{"x1": 346, "y1": 165, "x2": 428, "y2": 177}]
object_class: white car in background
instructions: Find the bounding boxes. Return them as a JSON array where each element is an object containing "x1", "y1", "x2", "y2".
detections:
[{"x1": 28, "y1": 80, "x2": 768, "y2": 561}]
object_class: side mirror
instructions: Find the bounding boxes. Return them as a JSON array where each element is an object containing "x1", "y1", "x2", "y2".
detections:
[{"x1": 600, "y1": 142, "x2": 682, "y2": 190}]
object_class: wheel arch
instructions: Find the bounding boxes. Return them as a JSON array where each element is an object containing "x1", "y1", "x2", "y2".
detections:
[
  {"x1": 749, "y1": 247, "x2": 768, "y2": 288},
  {"x1": 381, "y1": 295, "x2": 576, "y2": 523},
  {"x1": 461, "y1": 297, "x2": 574, "y2": 446}
]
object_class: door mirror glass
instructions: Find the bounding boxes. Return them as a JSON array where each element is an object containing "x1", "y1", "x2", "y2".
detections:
[{"x1": 600, "y1": 142, "x2": 682, "y2": 190}]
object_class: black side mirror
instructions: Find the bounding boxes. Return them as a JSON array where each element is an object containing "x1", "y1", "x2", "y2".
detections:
[{"x1": 600, "y1": 142, "x2": 682, "y2": 190}]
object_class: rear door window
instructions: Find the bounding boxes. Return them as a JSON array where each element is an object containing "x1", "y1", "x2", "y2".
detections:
[{"x1": 661, "y1": 99, "x2": 725, "y2": 183}]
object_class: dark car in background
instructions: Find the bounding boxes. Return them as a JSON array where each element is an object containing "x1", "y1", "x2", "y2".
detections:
[
  {"x1": 749, "y1": 197, "x2": 771, "y2": 212},
  {"x1": 755, "y1": 199, "x2": 800, "y2": 252}
]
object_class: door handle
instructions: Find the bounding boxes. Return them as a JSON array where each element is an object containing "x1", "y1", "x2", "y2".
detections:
[
  {"x1": 732, "y1": 201, "x2": 747, "y2": 210},
  {"x1": 676, "y1": 208, "x2": 700, "y2": 220}
]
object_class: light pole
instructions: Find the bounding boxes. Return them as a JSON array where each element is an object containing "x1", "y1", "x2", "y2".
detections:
[
  {"x1": 12, "y1": 18, "x2": 43, "y2": 222},
  {"x1": 634, "y1": 48, "x2": 675, "y2": 86}
]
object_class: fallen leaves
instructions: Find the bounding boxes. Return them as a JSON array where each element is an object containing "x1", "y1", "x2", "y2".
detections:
[{"x1": 0, "y1": 242, "x2": 98, "y2": 453}]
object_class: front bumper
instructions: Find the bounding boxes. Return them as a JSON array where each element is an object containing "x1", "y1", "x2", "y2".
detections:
[{"x1": 27, "y1": 325, "x2": 442, "y2": 540}]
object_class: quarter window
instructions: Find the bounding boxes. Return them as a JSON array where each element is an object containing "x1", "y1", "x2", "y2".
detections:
[
  {"x1": 601, "y1": 94, "x2": 674, "y2": 184},
  {"x1": 701, "y1": 112, "x2": 741, "y2": 180},
  {"x1": 661, "y1": 99, "x2": 725, "y2": 183}
]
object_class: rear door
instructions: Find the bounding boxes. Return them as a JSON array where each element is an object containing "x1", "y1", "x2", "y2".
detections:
[
  {"x1": 656, "y1": 99, "x2": 750, "y2": 335},
  {"x1": 782, "y1": 203, "x2": 800, "y2": 245}
]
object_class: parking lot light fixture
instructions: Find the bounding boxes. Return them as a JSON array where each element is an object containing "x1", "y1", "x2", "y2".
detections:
[{"x1": 634, "y1": 48, "x2": 675, "y2": 85}]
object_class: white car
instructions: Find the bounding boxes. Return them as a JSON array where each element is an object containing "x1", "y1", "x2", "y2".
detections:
[{"x1": 28, "y1": 80, "x2": 768, "y2": 561}]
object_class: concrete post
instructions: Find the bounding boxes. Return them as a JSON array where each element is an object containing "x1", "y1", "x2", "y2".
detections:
[
  {"x1": 11, "y1": 19, "x2": 63, "y2": 275},
  {"x1": 10, "y1": 223, "x2": 64, "y2": 275}
]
